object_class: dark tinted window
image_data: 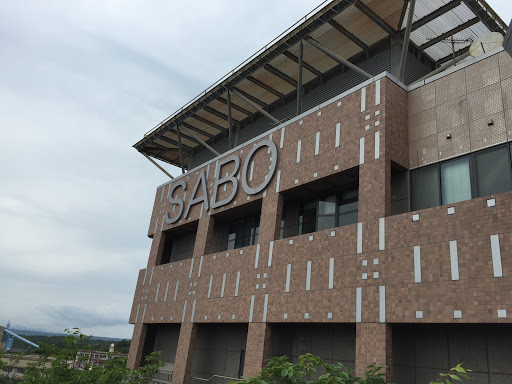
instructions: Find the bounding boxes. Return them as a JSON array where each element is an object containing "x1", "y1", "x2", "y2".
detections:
[
  {"x1": 441, "y1": 157, "x2": 472, "y2": 204},
  {"x1": 475, "y1": 146, "x2": 512, "y2": 197},
  {"x1": 411, "y1": 164, "x2": 440, "y2": 210}
]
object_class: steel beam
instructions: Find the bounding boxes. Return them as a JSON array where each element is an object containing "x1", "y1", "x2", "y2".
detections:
[
  {"x1": 181, "y1": 121, "x2": 214, "y2": 139},
  {"x1": 282, "y1": 51, "x2": 323, "y2": 79},
  {"x1": 218, "y1": 96, "x2": 253, "y2": 116},
  {"x1": 411, "y1": 50, "x2": 471, "y2": 84},
  {"x1": 227, "y1": 91, "x2": 233, "y2": 149},
  {"x1": 398, "y1": 0, "x2": 409, "y2": 31},
  {"x1": 297, "y1": 41, "x2": 304, "y2": 115},
  {"x1": 231, "y1": 89, "x2": 280, "y2": 124},
  {"x1": 355, "y1": 1, "x2": 396, "y2": 35},
  {"x1": 190, "y1": 114, "x2": 226, "y2": 132},
  {"x1": 232, "y1": 87, "x2": 269, "y2": 108},
  {"x1": 328, "y1": 19, "x2": 368, "y2": 51},
  {"x1": 176, "y1": 125, "x2": 185, "y2": 174},
  {"x1": 203, "y1": 105, "x2": 238, "y2": 123},
  {"x1": 398, "y1": 0, "x2": 416, "y2": 82},
  {"x1": 143, "y1": 153, "x2": 175, "y2": 179},
  {"x1": 436, "y1": 45, "x2": 470, "y2": 66},
  {"x1": 179, "y1": 125, "x2": 221, "y2": 157},
  {"x1": 264, "y1": 64, "x2": 298, "y2": 87},
  {"x1": 156, "y1": 135, "x2": 194, "y2": 151},
  {"x1": 305, "y1": 37, "x2": 372, "y2": 79},
  {"x1": 411, "y1": 0, "x2": 461, "y2": 31},
  {"x1": 247, "y1": 76, "x2": 285, "y2": 99},
  {"x1": 420, "y1": 18, "x2": 479, "y2": 50}
]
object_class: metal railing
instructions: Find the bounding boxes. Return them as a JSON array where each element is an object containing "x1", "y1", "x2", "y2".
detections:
[{"x1": 142, "y1": 0, "x2": 334, "y2": 139}]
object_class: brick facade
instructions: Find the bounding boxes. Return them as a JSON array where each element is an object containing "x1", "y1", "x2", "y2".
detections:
[{"x1": 127, "y1": 53, "x2": 512, "y2": 383}]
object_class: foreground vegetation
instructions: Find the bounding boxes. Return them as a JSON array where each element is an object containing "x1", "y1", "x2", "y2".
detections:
[
  {"x1": 233, "y1": 353, "x2": 472, "y2": 384},
  {"x1": 1, "y1": 328, "x2": 162, "y2": 384}
]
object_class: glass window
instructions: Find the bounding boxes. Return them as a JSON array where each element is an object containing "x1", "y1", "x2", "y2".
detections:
[
  {"x1": 441, "y1": 157, "x2": 472, "y2": 204},
  {"x1": 317, "y1": 195, "x2": 336, "y2": 231},
  {"x1": 339, "y1": 201, "x2": 358, "y2": 226},
  {"x1": 411, "y1": 164, "x2": 440, "y2": 210},
  {"x1": 300, "y1": 201, "x2": 317, "y2": 235},
  {"x1": 475, "y1": 146, "x2": 512, "y2": 197}
]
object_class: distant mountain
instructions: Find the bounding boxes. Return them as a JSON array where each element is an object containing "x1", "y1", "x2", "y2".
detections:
[{"x1": 9, "y1": 326, "x2": 126, "y2": 341}]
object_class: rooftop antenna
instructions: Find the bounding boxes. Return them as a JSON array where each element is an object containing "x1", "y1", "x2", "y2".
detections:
[
  {"x1": 469, "y1": 31, "x2": 504, "y2": 57},
  {"x1": 425, "y1": 35, "x2": 473, "y2": 66}
]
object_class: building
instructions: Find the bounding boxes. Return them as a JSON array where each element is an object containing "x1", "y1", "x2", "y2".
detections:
[
  {"x1": 0, "y1": 354, "x2": 54, "y2": 381},
  {"x1": 73, "y1": 345, "x2": 128, "y2": 369},
  {"x1": 127, "y1": 1, "x2": 512, "y2": 383}
]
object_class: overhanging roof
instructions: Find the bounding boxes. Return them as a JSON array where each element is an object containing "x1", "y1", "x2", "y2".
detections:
[{"x1": 134, "y1": 0, "x2": 507, "y2": 169}]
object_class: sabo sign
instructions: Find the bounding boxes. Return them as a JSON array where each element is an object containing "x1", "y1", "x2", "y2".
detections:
[{"x1": 164, "y1": 140, "x2": 278, "y2": 224}]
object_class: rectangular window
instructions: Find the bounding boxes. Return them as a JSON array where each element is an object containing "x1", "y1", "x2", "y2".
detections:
[
  {"x1": 475, "y1": 146, "x2": 512, "y2": 197},
  {"x1": 440, "y1": 157, "x2": 472, "y2": 204},
  {"x1": 411, "y1": 164, "x2": 440, "y2": 211},
  {"x1": 339, "y1": 188, "x2": 359, "y2": 227}
]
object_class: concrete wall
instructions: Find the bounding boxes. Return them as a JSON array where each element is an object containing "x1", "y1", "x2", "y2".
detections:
[
  {"x1": 393, "y1": 325, "x2": 512, "y2": 384},
  {"x1": 408, "y1": 51, "x2": 512, "y2": 169}
]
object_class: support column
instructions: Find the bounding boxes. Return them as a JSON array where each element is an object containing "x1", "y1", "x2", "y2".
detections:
[
  {"x1": 355, "y1": 323, "x2": 392, "y2": 380},
  {"x1": 243, "y1": 323, "x2": 272, "y2": 378},
  {"x1": 358, "y1": 158, "x2": 391, "y2": 222},
  {"x1": 147, "y1": 230, "x2": 166, "y2": 267},
  {"x1": 193, "y1": 213, "x2": 214, "y2": 257},
  {"x1": 258, "y1": 193, "x2": 283, "y2": 243},
  {"x1": 172, "y1": 323, "x2": 198, "y2": 384},
  {"x1": 127, "y1": 323, "x2": 148, "y2": 370}
]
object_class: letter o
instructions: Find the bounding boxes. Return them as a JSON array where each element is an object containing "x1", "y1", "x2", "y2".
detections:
[{"x1": 241, "y1": 139, "x2": 278, "y2": 195}]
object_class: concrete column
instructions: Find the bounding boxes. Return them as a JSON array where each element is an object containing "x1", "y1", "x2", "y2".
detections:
[
  {"x1": 172, "y1": 323, "x2": 198, "y2": 384},
  {"x1": 243, "y1": 323, "x2": 272, "y2": 378},
  {"x1": 258, "y1": 193, "x2": 283, "y2": 243},
  {"x1": 358, "y1": 157, "x2": 391, "y2": 222},
  {"x1": 127, "y1": 323, "x2": 148, "y2": 370},
  {"x1": 355, "y1": 323, "x2": 391, "y2": 380},
  {"x1": 193, "y1": 213, "x2": 214, "y2": 257},
  {"x1": 146, "y1": 230, "x2": 166, "y2": 267}
]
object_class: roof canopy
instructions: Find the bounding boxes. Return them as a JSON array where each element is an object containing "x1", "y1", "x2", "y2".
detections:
[{"x1": 134, "y1": 0, "x2": 507, "y2": 169}]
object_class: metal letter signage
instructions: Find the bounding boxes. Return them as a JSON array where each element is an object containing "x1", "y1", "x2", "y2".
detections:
[{"x1": 163, "y1": 140, "x2": 278, "y2": 225}]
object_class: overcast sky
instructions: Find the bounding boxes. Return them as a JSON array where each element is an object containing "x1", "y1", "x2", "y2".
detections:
[{"x1": 1, "y1": 1, "x2": 511, "y2": 340}]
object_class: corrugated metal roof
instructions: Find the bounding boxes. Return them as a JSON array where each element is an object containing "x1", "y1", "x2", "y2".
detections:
[{"x1": 135, "y1": 0, "x2": 507, "y2": 169}]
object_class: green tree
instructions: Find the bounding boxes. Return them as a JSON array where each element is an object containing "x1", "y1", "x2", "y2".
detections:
[
  {"x1": 232, "y1": 353, "x2": 472, "y2": 384},
  {"x1": 17, "y1": 328, "x2": 163, "y2": 384}
]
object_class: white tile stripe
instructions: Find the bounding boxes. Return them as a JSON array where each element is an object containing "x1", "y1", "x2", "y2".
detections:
[
  {"x1": 359, "y1": 137, "x2": 365, "y2": 165},
  {"x1": 164, "y1": 282, "x2": 170, "y2": 302},
  {"x1": 276, "y1": 170, "x2": 281, "y2": 193},
  {"x1": 190, "y1": 300, "x2": 196, "y2": 322},
  {"x1": 141, "y1": 304, "x2": 147, "y2": 323},
  {"x1": 221, "y1": 273, "x2": 226, "y2": 298},
  {"x1": 189, "y1": 258, "x2": 194, "y2": 278},
  {"x1": 254, "y1": 244, "x2": 260, "y2": 269},
  {"x1": 315, "y1": 132, "x2": 320, "y2": 156},
  {"x1": 249, "y1": 161, "x2": 255, "y2": 181},
  {"x1": 235, "y1": 271, "x2": 240, "y2": 297},
  {"x1": 160, "y1": 187, "x2": 164, "y2": 201},
  {"x1": 155, "y1": 283, "x2": 160, "y2": 303},
  {"x1": 335, "y1": 123, "x2": 341, "y2": 148},
  {"x1": 375, "y1": 79, "x2": 381, "y2": 105},
  {"x1": 208, "y1": 275, "x2": 213, "y2": 298},
  {"x1": 280, "y1": 127, "x2": 285, "y2": 148},
  {"x1": 449, "y1": 240, "x2": 459, "y2": 281},
  {"x1": 197, "y1": 256, "x2": 203, "y2": 277},
  {"x1": 174, "y1": 280, "x2": 179, "y2": 301},
  {"x1": 249, "y1": 295, "x2": 255, "y2": 322},
  {"x1": 328, "y1": 257, "x2": 334, "y2": 289},
  {"x1": 154, "y1": 218, "x2": 159, "y2": 234},
  {"x1": 357, "y1": 222, "x2": 363, "y2": 254},
  {"x1": 356, "y1": 287, "x2": 362, "y2": 322},
  {"x1": 263, "y1": 294, "x2": 269, "y2": 322},
  {"x1": 306, "y1": 261, "x2": 312, "y2": 291},
  {"x1": 374, "y1": 131, "x2": 380, "y2": 159},
  {"x1": 135, "y1": 304, "x2": 140, "y2": 323},
  {"x1": 296, "y1": 140, "x2": 302, "y2": 163},
  {"x1": 285, "y1": 264, "x2": 291, "y2": 292},
  {"x1": 379, "y1": 217, "x2": 385, "y2": 251},
  {"x1": 149, "y1": 266, "x2": 154, "y2": 285},
  {"x1": 414, "y1": 246, "x2": 421, "y2": 283},
  {"x1": 142, "y1": 269, "x2": 147, "y2": 286},
  {"x1": 268, "y1": 241, "x2": 274, "y2": 267},
  {"x1": 182, "y1": 300, "x2": 187, "y2": 323},
  {"x1": 490, "y1": 235, "x2": 503, "y2": 277},
  {"x1": 379, "y1": 285, "x2": 385, "y2": 323},
  {"x1": 361, "y1": 87, "x2": 366, "y2": 112}
]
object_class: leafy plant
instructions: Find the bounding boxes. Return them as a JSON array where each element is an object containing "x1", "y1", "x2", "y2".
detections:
[{"x1": 428, "y1": 363, "x2": 472, "y2": 384}]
